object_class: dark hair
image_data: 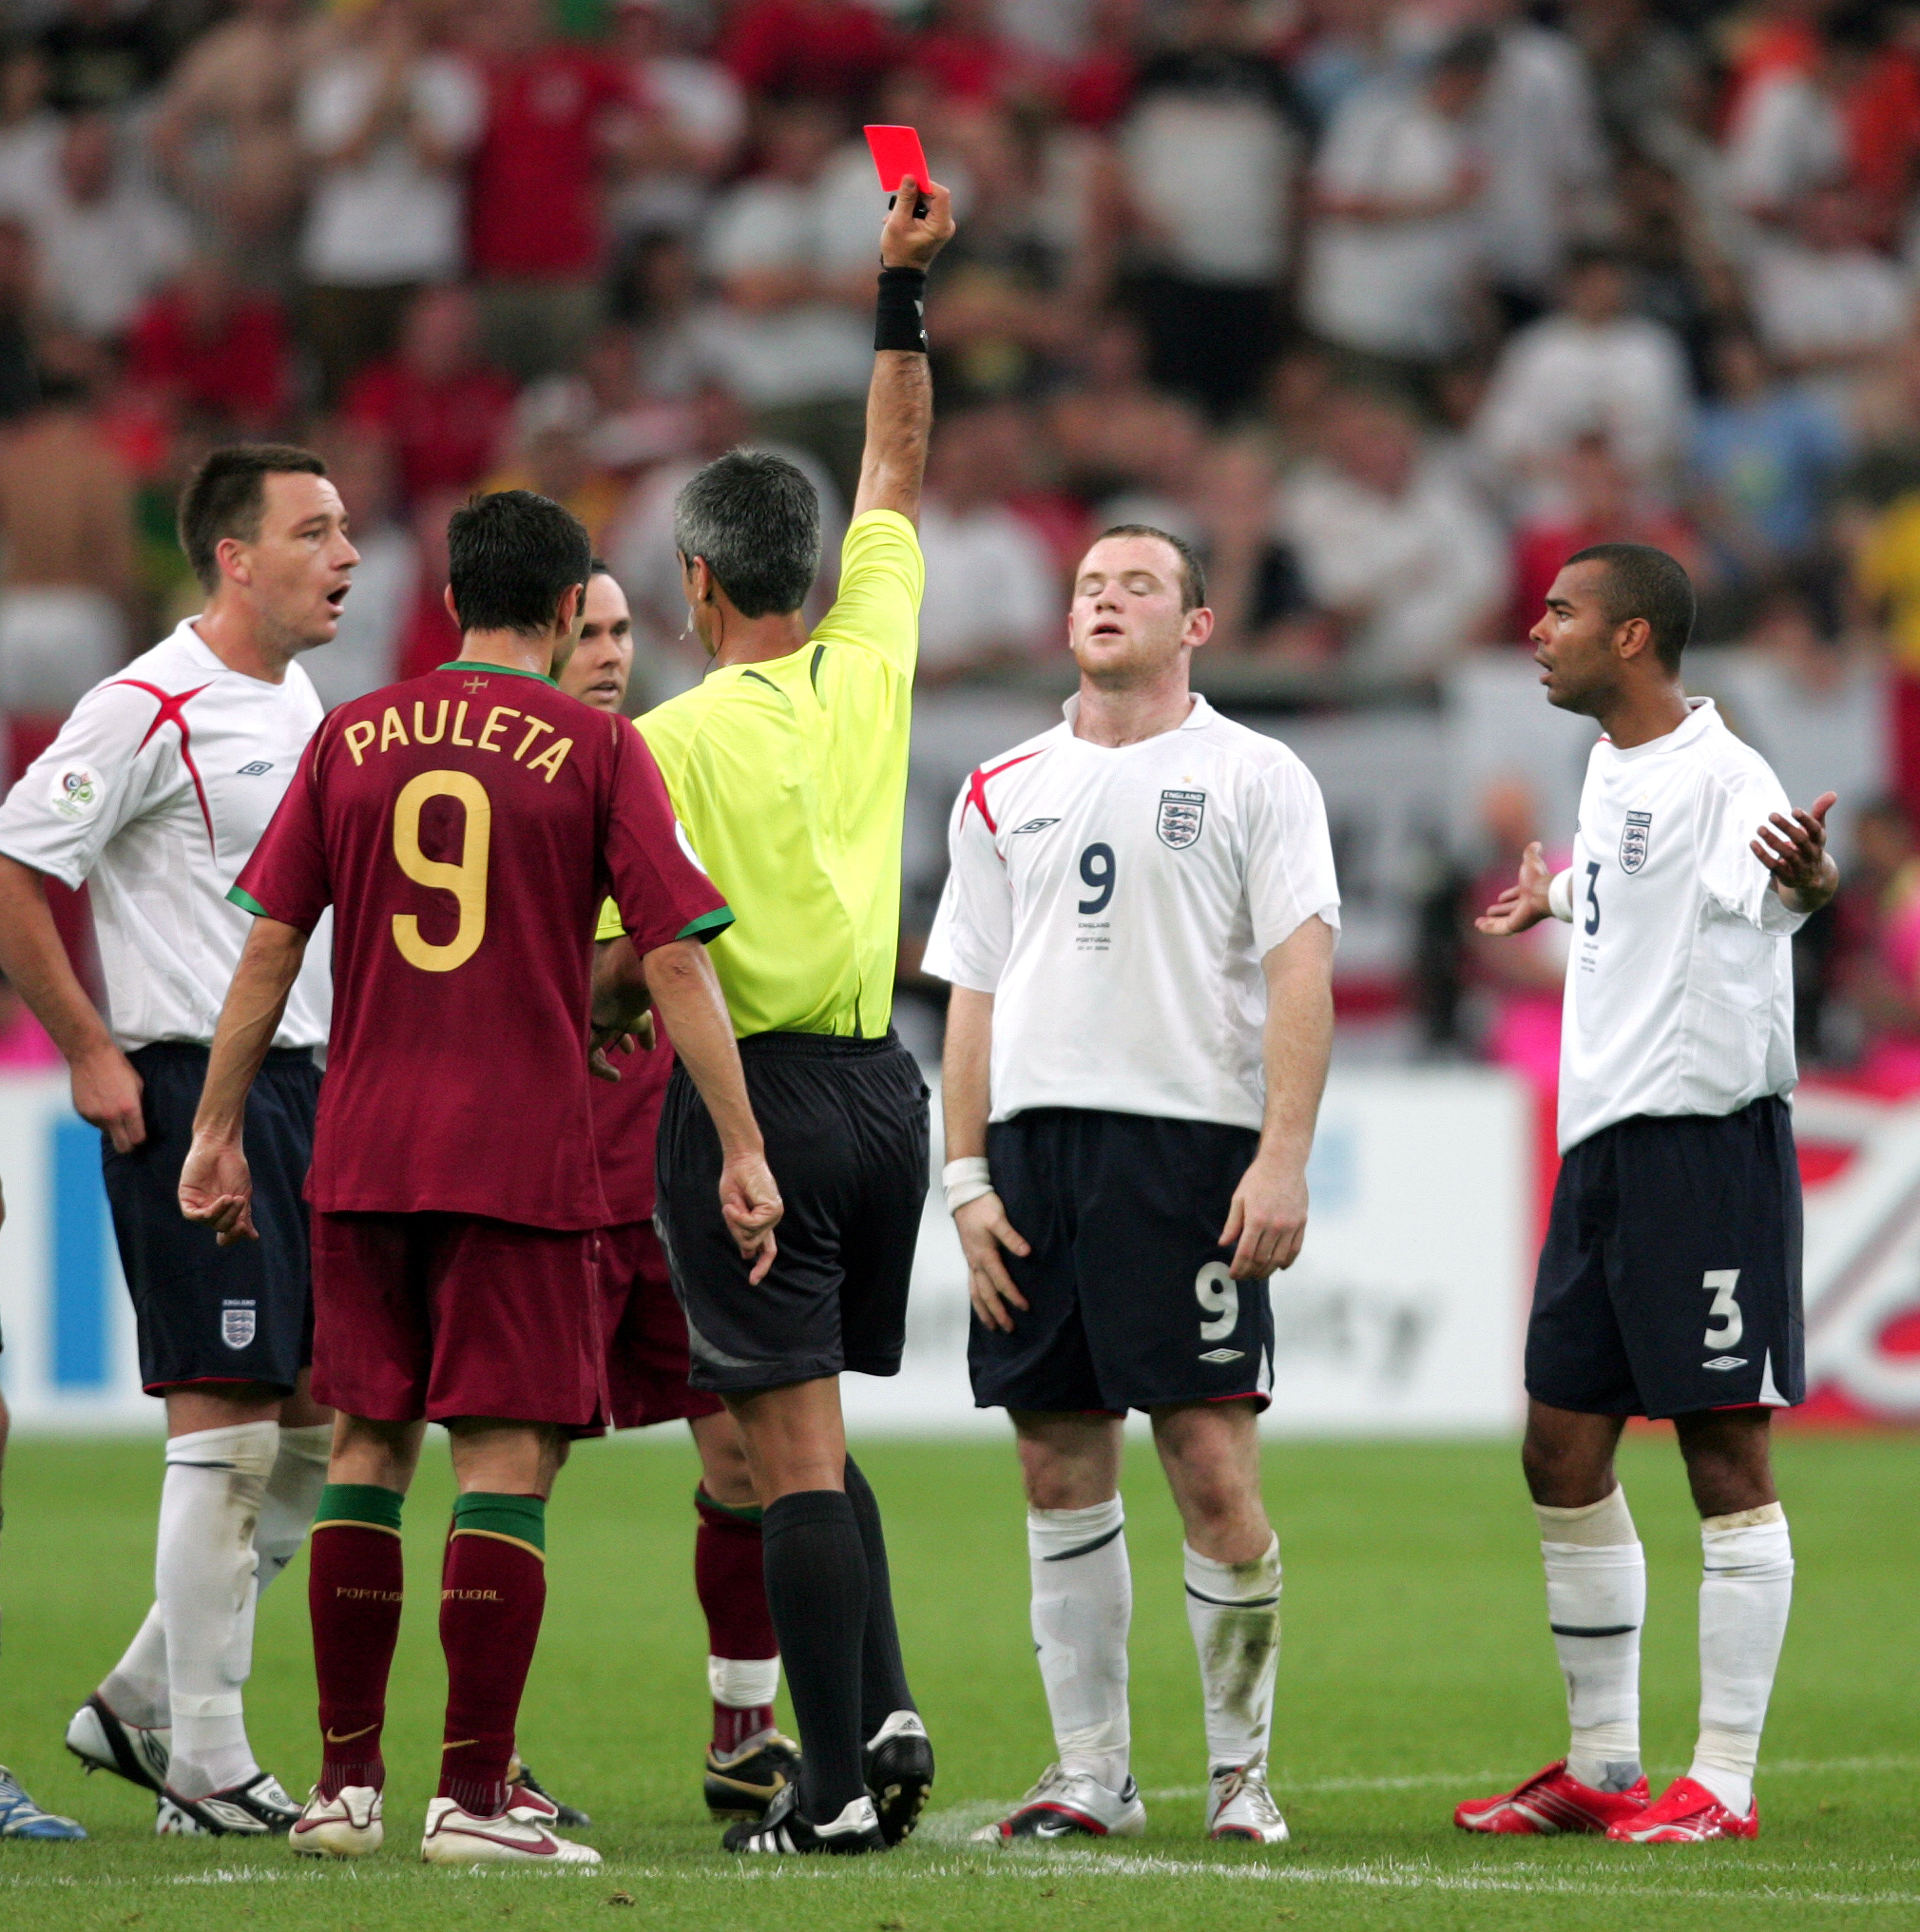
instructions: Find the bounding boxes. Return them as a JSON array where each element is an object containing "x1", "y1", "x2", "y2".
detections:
[
  {"x1": 1095, "y1": 523, "x2": 1208, "y2": 612},
  {"x1": 1566, "y1": 542, "x2": 1695, "y2": 669},
  {"x1": 673, "y1": 449, "x2": 820, "y2": 617},
  {"x1": 177, "y1": 444, "x2": 327, "y2": 592},
  {"x1": 447, "y1": 490, "x2": 593, "y2": 637}
]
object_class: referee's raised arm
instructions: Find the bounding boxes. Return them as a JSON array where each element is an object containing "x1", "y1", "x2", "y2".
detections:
[{"x1": 854, "y1": 172, "x2": 954, "y2": 526}]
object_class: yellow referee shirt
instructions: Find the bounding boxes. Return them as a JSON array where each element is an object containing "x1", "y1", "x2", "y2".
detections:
[{"x1": 597, "y1": 509, "x2": 924, "y2": 1038}]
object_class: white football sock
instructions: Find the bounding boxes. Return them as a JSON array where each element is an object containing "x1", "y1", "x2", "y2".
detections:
[
  {"x1": 1536, "y1": 1486, "x2": 1645, "y2": 1792},
  {"x1": 1184, "y1": 1533, "x2": 1281, "y2": 1774},
  {"x1": 1028, "y1": 1498, "x2": 1131, "y2": 1792},
  {"x1": 158, "y1": 1421, "x2": 277, "y2": 1801},
  {"x1": 254, "y1": 1423, "x2": 331, "y2": 1595},
  {"x1": 1691, "y1": 1503, "x2": 1793, "y2": 1816},
  {"x1": 100, "y1": 1602, "x2": 169, "y2": 1732}
]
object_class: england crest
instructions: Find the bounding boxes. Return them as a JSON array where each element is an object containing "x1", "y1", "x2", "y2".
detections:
[
  {"x1": 1157, "y1": 789, "x2": 1206, "y2": 849},
  {"x1": 221, "y1": 1300, "x2": 257, "y2": 1350},
  {"x1": 1619, "y1": 809, "x2": 1652, "y2": 874}
]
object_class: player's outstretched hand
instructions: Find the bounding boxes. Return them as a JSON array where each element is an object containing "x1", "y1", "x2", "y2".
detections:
[
  {"x1": 720, "y1": 1150, "x2": 783, "y2": 1286},
  {"x1": 1475, "y1": 840, "x2": 1555, "y2": 937},
  {"x1": 1221, "y1": 1150, "x2": 1308, "y2": 1280},
  {"x1": 73, "y1": 1041, "x2": 146, "y2": 1153},
  {"x1": 178, "y1": 1133, "x2": 258, "y2": 1246},
  {"x1": 956, "y1": 1192, "x2": 1031, "y2": 1332},
  {"x1": 1753, "y1": 791, "x2": 1840, "y2": 909},
  {"x1": 587, "y1": 1012, "x2": 659, "y2": 1082},
  {"x1": 880, "y1": 173, "x2": 955, "y2": 272}
]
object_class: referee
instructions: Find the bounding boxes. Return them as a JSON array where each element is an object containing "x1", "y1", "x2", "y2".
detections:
[{"x1": 592, "y1": 174, "x2": 955, "y2": 1855}]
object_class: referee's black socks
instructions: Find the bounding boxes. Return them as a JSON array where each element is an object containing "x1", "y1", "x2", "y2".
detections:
[
  {"x1": 761, "y1": 1489, "x2": 870, "y2": 1820},
  {"x1": 843, "y1": 1456, "x2": 917, "y2": 1733}
]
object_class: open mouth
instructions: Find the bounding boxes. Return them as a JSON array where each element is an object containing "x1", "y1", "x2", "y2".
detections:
[
  {"x1": 324, "y1": 585, "x2": 349, "y2": 614},
  {"x1": 1090, "y1": 621, "x2": 1122, "y2": 638}
]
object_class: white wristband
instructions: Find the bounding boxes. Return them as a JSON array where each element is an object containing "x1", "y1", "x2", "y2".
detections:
[
  {"x1": 943, "y1": 1156, "x2": 994, "y2": 1215},
  {"x1": 1547, "y1": 867, "x2": 1575, "y2": 923}
]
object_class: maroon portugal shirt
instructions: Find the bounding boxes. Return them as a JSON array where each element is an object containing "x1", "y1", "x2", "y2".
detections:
[
  {"x1": 235, "y1": 661, "x2": 729, "y2": 1229},
  {"x1": 589, "y1": 1020, "x2": 672, "y2": 1227}
]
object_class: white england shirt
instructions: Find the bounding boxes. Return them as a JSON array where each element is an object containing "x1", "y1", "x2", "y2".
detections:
[
  {"x1": 0, "y1": 619, "x2": 331, "y2": 1052},
  {"x1": 1553, "y1": 696, "x2": 1806, "y2": 1154},
  {"x1": 923, "y1": 695, "x2": 1341, "y2": 1131}
]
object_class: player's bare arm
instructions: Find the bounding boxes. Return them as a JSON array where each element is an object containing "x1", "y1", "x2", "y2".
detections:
[
  {"x1": 178, "y1": 917, "x2": 308, "y2": 1246},
  {"x1": 941, "y1": 985, "x2": 1031, "y2": 1333},
  {"x1": 1223, "y1": 915, "x2": 1336, "y2": 1281},
  {"x1": 1475, "y1": 839, "x2": 1556, "y2": 938},
  {"x1": 639, "y1": 937, "x2": 783, "y2": 1285},
  {"x1": 851, "y1": 173, "x2": 955, "y2": 527},
  {"x1": 0, "y1": 853, "x2": 146, "y2": 1151},
  {"x1": 1753, "y1": 790, "x2": 1840, "y2": 914}
]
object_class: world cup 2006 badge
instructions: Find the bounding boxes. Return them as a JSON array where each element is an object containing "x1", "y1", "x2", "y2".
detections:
[
  {"x1": 1157, "y1": 789, "x2": 1206, "y2": 849},
  {"x1": 220, "y1": 1299, "x2": 257, "y2": 1350},
  {"x1": 1620, "y1": 809, "x2": 1652, "y2": 874}
]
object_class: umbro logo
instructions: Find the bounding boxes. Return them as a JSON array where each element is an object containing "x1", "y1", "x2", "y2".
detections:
[
  {"x1": 1703, "y1": 1355, "x2": 1748, "y2": 1371},
  {"x1": 236, "y1": 760, "x2": 274, "y2": 776},
  {"x1": 1010, "y1": 818, "x2": 1059, "y2": 834},
  {"x1": 1198, "y1": 1347, "x2": 1244, "y2": 1364}
]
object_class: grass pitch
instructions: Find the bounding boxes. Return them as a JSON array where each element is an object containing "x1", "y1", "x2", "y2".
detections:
[{"x1": 0, "y1": 1430, "x2": 1910, "y2": 1930}]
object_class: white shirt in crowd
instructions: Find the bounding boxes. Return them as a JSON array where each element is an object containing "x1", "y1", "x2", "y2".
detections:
[
  {"x1": 1550, "y1": 696, "x2": 1804, "y2": 1154},
  {"x1": 923, "y1": 694, "x2": 1341, "y2": 1132},
  {"x1": 1474, "y1": 311, "x2": 1695, "y2": 495},
  {"x1": 1723, "y1": 70, "x2": 1845, "y2": 212},
  {"x1": 1279, "y1": 451, "x2": 1508, "y2": 673},
  {"x1": 1302, "y1": 80, "x2": 1482, "y2": 361},
  {"x1": 24, "y1": 173, "x2": 189, "y2": 340},
  {"x1": 297, "y1": 48, "x2": 484, "y2": 286},
  {"x1": 0, "y1": 619, "x2": 331, "y2": 1053},
  {"x1": 1745, "y1": 236, "x2": 1910, "y2": 369},
  {"x1": 915, "y1": 498, "x2": 1059, "y2": 674}
]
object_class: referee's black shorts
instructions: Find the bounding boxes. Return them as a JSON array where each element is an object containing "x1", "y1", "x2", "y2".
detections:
[
  {"x1": 654, "y1": 1030, "x2": 928, "y2": 1395},
  {"x1": 101, "y1": 1042, "x2": 320, "y2": 1396}
]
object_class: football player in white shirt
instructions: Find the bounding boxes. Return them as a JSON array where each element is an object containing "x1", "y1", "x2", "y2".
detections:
[
  {"x1": 1464, "y1": 544, "x2": 1838, "y2": 1846},
  {"x1": 0, "y1": 447, "x2": 357, "y2": 1836},
  {"x1": 923, "y1": 526, "x2": 1340, "y2": 1846}
]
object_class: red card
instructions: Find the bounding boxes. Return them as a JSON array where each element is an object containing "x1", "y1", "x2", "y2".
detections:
[{"x1": 864, "y1": 124, "x2": 931, "y2": 193}]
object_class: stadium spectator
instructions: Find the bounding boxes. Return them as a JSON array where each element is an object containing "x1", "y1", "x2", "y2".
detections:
[
  {"x1": 1119, "y1": 0, "x2": 1299, "y2": 420},
  {"x1": 0, "y1": 218, "x2": 42, "y2": 425},
  {"x1": 296, "y1": 0, "x2": 486, "y2": 403},
  {"x1": 1744, "y1": 185, "x2": 1908, "y2": 389},
  {"x1": 1052, "y1": 0, "x2": 1147, "y2": 129},
  {"x1": 1838, "y1": 796, "x2": 1920, "y2": 1094},
  {"x1": 607, "y1": 0, "x2": 748, "y2": 238},
  {"x1": 1691, "y1": 331, "x2": 1848, "y2": 588},
  {"x1": 342, "y1": 283, "x2": 517, "y2": 504},
  {"x1": 14, "y1": 112, "x2": 189, "y2": 344},
  {"x1": 0, "y1": 43, "x2": 59, "y2": 213},
  {"x1": 148, "y1": 0, "x2": 308, "y2": 265},
  {"x1": 612, "y1": 228, "x2": 706, "y2": 395},
  {"x1": 463, "y1": 0, "x2": 637, "y2": 380},
  {"x1": 481, "y1": 374, "x2": 627, "y2": 546},
  {"x1": 1299, "y1": 28, "x2": 1493, "y2": 381},
  {"x1": 1472, "y1": 246, "x2": 1695, "y2": 510},
  {"x1": 0, "y1": 335, "x2": 137, "y2": 748},
  {"x1": 909, "y1": 0, "x2": 1030, "y2": 105},
  {"x1": 1279, "y1": 384, "x2": 1507, "y2": 673},
  {"x1": 915, "y1": 403, "x2": 1060, "y2": 680},
  {"x1": 1287, "y1": 0, "x2": 1393, "y2": 133},
  {"x1": 718, "y1": 0, "x2": 896, "y2": 111},
  {"x1": 36, "y1": 0, "x2": 170, "y2": 117},
  {"x1": 125, "y1": 255, "x2": 292, "y2": 435}
]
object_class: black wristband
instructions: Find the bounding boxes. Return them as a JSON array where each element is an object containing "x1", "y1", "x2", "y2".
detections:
[{"x1": 875, "y1": 265, "x2": 929, "y2": 354}]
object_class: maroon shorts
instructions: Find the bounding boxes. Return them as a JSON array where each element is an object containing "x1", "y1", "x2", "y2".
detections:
[
  {"x1": 311, "y1": 1210, "x2": 605, "y2": 1429},
  {"x1": 599, "y1": 1219, "x2": 724, "y2": 1430}
]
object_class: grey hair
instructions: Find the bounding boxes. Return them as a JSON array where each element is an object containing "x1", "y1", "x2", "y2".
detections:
[{"x1": 672, "y1": 448, "x2": 821, "y2": 617}]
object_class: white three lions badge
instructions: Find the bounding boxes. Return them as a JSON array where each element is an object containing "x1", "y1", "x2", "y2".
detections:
[
  {"x1": 1157, "y1": 789, "x2": 1206, "y2": 849},
  {"x1": 1619, "y1": 809, "x2": 1652, "y2": 875},
  {"x1": 221, "y1": 1300, "x2": 257, "y2": 1350}
]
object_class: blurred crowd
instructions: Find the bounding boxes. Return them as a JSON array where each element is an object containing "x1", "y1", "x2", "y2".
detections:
[{"x1": 5, "y1": 0, "x2": 1920, "y2": 1084}]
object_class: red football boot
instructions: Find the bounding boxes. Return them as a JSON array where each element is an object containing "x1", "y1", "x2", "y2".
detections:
[
  {"x1": 1605, "y1": 1776, "x2": 1757, "y2": 1843},
  {"x1": 1455, "y1": 1759, "x2": 1650, "y2": 1835}
]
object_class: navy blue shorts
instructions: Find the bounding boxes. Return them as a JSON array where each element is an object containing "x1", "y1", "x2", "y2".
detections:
[
  {"x1": 101, "y1": 1043, "x2": 320, "y2": 1396},
  {"x1": 1527, "y1": 1095, "x2": 1805, "y2": 1421},
  {"x1": 971, "y1": 1108, "x2": 1274, "y2": 1416}
]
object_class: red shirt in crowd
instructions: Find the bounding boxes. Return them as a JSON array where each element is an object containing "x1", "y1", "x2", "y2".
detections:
[
  {"x1": 235, "y1": 662, "x2": 730, "y2": 1230},
  {"x1": 343, "y1": 357, "x2": 518, "y2": 503},
  {"x1": 125, "y1": 289, "x2": 291, "y2": 429},
  {"x1": 468, "y1": 45, "x2": 631, "y2": 279},
  {"x1": 720, "y1": 0, "x2": 895, "y2": 105}
]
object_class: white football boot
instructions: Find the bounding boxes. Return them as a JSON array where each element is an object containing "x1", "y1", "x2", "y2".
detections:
[
  {"x1": 420, "y1": 1794, "x2": 601, "y2": 1866},
  {"x1": 1206, "y1": 1759, "x2": 1289, "y2": 1844},
  {"x1": 290, "y1": 1784, "x2": 383, "y2": 1858},
  {"x1": 66, "y1": 1695, "x2": 169, "y2": 1794},
  {"x1": 971, "y1": 1764, "x2": 1147, "y2": 1842}
]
